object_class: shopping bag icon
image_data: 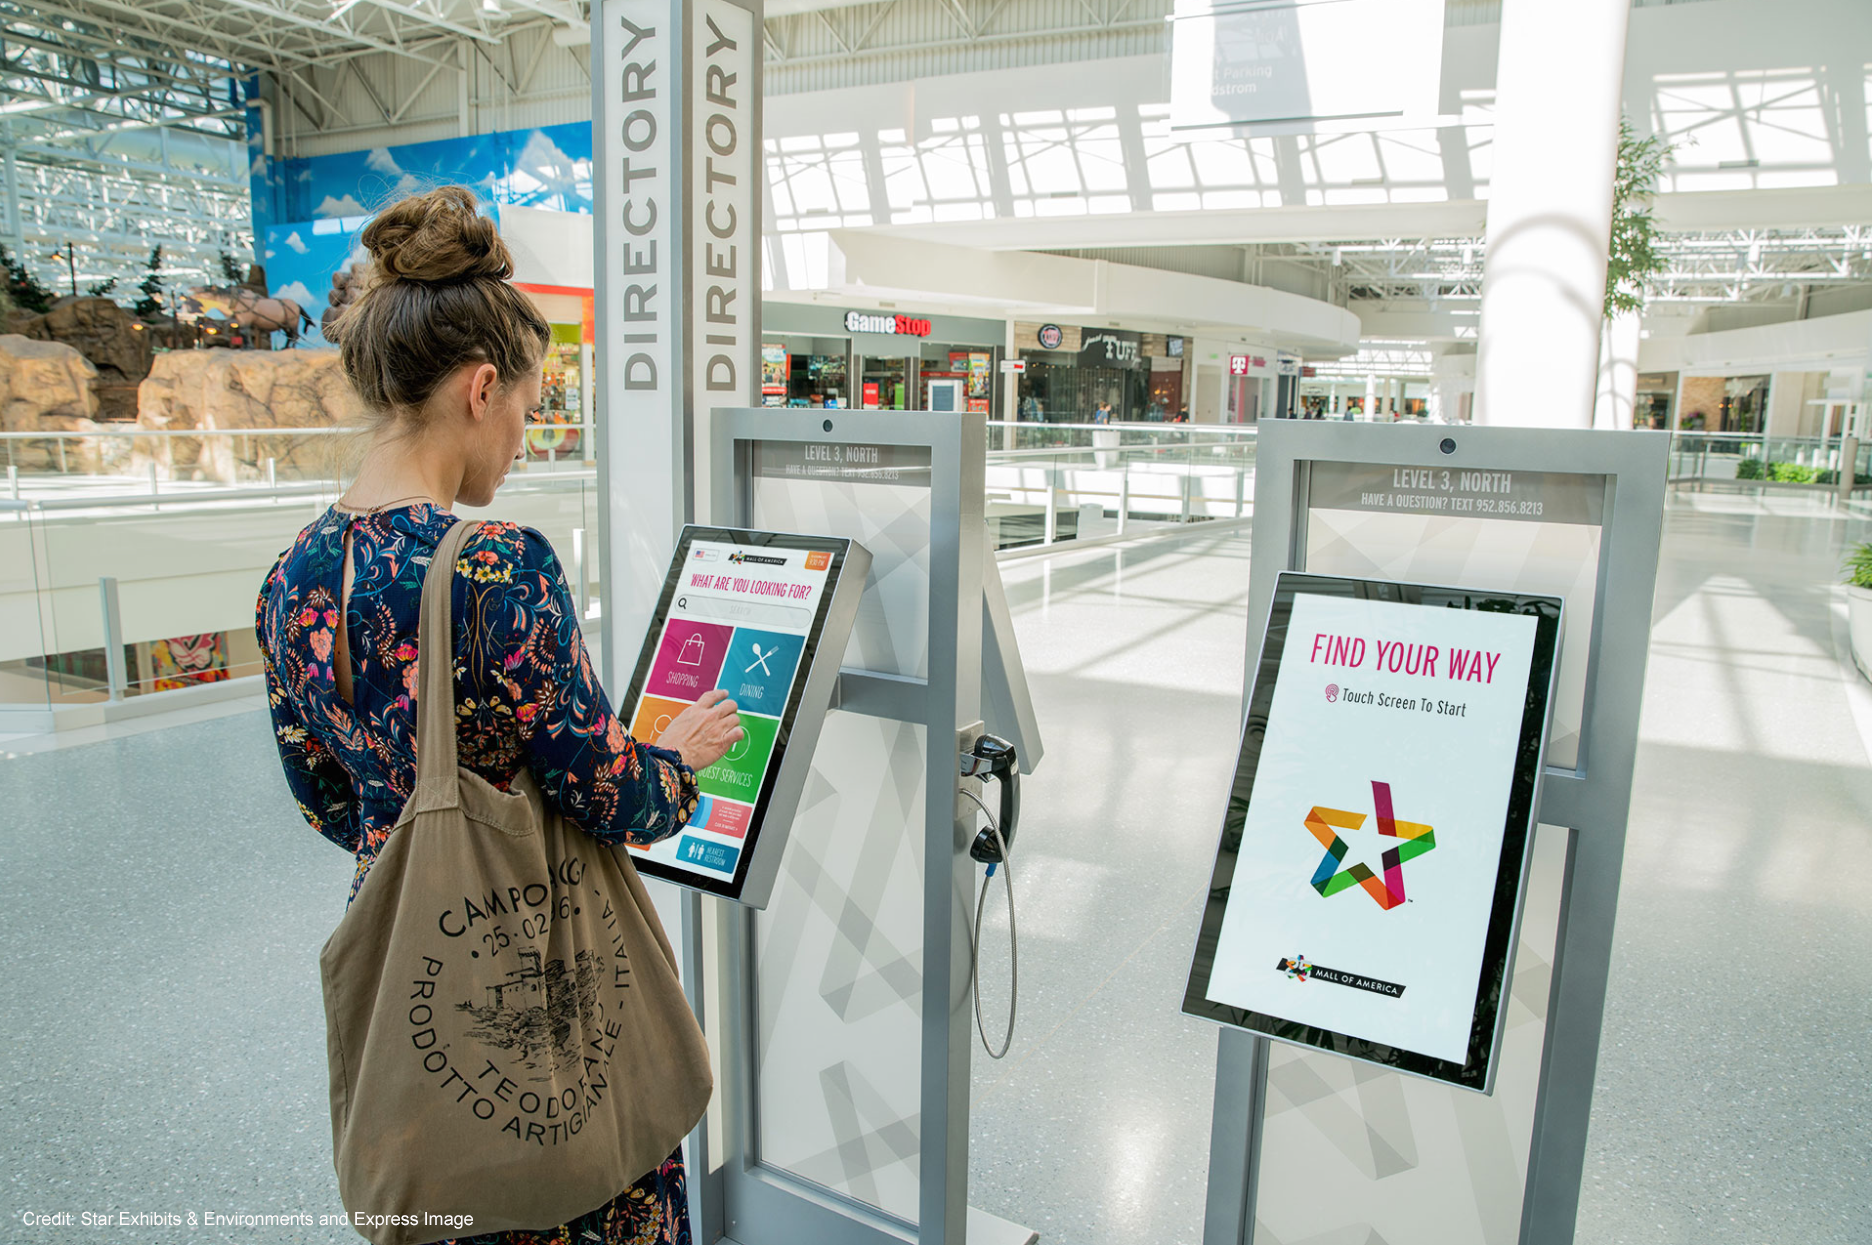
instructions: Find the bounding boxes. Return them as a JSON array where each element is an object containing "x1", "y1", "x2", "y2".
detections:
[{"x1": 678, "y1": 634, "x2": 706, "y2": 666}]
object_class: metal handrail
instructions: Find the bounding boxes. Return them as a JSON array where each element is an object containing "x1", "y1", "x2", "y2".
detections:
[
  {"x1": 2, "y1": 468, "x2": 597, "y2": 514},
  {"x1": 0, "y1": 422, "x2": 598, "y2": 441}
]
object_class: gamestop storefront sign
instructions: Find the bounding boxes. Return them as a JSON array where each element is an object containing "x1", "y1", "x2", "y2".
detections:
[{"x1": 844, "y1": 310, "x2": 932, "y2": 337}]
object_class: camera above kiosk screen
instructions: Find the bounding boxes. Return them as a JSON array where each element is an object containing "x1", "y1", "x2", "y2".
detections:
[{"x1": 620, "y1": 530, "x2": 849, "y2": 899}]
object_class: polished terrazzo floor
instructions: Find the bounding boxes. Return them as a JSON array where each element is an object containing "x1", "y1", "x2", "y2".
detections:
[{"x1": 1, "y1": 493, "x2": 1868, "y2": 1244}]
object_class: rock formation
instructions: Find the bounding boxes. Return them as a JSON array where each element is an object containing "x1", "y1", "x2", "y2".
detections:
[
  {"x1": 136, "y1": 348, "x2": 365, "y2": 483},
  {"x1": 16, "y1": 297, "x2": 153, "y2": 420},
  {"x1": 0, "y1": 335, "x2": 131, "y2": 474}
]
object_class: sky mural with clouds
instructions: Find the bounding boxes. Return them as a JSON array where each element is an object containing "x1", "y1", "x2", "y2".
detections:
[{"x1": 248, "y1": 118, "x2": 592, "y2": 347}]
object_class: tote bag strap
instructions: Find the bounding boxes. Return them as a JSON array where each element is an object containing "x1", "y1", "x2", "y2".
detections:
[{"x1": 411, "y1": 517, "x2": 481, "y2": 810}]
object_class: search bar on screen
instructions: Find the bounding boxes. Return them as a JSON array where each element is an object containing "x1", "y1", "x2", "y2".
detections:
[{"x1": 674, "y1": 594, "x2": 811, "y2": 630}]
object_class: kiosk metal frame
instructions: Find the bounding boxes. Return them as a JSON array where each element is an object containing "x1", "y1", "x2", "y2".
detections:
[
  {"x1": 682, "y1": 408, "x2": 1037, "y2": 1245},
  {"x1": 1203, "y1": 421, "x2": 1668, "y2": 1245}
]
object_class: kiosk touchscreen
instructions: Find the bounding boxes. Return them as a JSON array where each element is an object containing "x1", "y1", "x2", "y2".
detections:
[
  {"x1": 620, "y1": 526, "x2": 871, "y2": 909},
  {"x1": 1183, "y1": 572, "x2": 1561, "y2": 1092}
]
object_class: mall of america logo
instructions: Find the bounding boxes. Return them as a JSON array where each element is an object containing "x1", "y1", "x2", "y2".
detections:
[
  {"x1": 1305, "y1": 780, "x2": 1435, "y2": 910},
  {"x1": 1273, "y1": 953, "x2": 1406, "y2": 998}
]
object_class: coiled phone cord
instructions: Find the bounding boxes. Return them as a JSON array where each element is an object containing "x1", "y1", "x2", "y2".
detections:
[{"x1": 959, "y1": 786, "x2": 1017, "y2": 1060}]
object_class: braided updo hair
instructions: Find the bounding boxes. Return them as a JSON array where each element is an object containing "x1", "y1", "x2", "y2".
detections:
[{"x1": 327, "y1": 186, "x2": 550, "y2": 428}]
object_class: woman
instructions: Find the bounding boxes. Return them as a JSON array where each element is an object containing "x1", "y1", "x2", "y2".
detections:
[{"x1": 256, "y1": 186, "x2": 741, "y2": 1245}]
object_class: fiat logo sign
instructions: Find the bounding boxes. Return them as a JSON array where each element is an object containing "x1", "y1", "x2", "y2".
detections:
[{"x1": 1037, "y1": 323, "x2": 1063, "y2": 350}]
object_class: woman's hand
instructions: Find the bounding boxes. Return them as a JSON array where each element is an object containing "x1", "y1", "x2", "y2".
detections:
[{"x1": 656, "y1": 689, "x2": 745, "y2": 771}]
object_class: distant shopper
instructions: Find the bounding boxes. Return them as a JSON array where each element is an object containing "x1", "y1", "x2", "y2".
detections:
[
  {"x1": 1173, "y1": 405, "x2": 1189, "y2": 423},
  {"x1": 1020, "y1": 391, "x2": 1042, "y2": 422},
  {"x1": 1093, "y1": 400, "x2": 1113, "y2": 424},
  {"x1": 255, "y1": 187, "x2": 736, "y2": 1245}
]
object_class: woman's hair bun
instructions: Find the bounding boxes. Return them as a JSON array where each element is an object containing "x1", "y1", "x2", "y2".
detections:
[{"x1": 360, "y1": 185, "x2": 513, "y2": 285}]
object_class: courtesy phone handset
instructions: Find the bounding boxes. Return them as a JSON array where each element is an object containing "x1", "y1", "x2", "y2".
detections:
[{"x1": 959, "y1": 733, "x2": 1019, "y2": 1059}]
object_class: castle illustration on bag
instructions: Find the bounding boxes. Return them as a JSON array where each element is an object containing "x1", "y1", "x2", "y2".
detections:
[{"x1": 456, "y1": 947, "x2": 605, "y2": 1079}]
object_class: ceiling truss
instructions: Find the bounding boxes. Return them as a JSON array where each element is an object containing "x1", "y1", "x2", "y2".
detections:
[{"x1": 1287, "y1": 228, "x2": 1872, "y2": 309}]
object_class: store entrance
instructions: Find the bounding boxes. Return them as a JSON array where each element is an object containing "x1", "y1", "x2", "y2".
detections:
[
  {"x1": 1024, "y1": 361, "x2": 1147, "y2": 423},
  {"x1": 860, "y1": 355, "x2": 910, "y2": 409}
]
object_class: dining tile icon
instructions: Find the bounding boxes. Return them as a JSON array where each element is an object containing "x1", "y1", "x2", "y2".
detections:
[
  {"x1": 1305, "y1": 780, "x2": 1435, "y2": 910},
  {"x1": 715, "y1": 628, "x2": 805, "y2": 716}
]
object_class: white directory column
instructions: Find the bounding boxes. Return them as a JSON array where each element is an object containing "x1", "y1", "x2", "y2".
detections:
[
  {"x1": 594, "y1": 0, "x2": 762, "y2": 678},
  {"x1": 1475, "y1": 0, "x2": 1632, "y2": 430}
]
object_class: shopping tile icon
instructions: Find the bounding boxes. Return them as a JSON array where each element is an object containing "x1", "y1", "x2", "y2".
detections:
[{"x1": 648, "y1": 621, "x2": 733, "y2": 699}]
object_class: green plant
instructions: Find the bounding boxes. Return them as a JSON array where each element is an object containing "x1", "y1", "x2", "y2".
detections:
[
  {"x1": 1605, "y1": 118, "x2": 1673, "y2": 318},
  {"x1": 1770, "y1": 461, "x2": 1820, "y2": 484},
  {"x1": 1735, "y1": 458, "x2": 1765, "y2": 480},
  {"x1": 85, "y1": 276, "x2": 118, "y2": 298},
  {"x1": 0, "y1": 242, "x2": 56, "y2": 314},
  {"x1": 133, "y1": 245, "x2": 165, "y2": 318},
  {"x1": 1816, "y1": 469, "x2": 1872, "y2": 487},
  {"x1": 217, "y1": 249, "x2": 248, "y2": 285},
  {"x1": 1845, "y1": 542, "x2": 1872, "y2": 590}
]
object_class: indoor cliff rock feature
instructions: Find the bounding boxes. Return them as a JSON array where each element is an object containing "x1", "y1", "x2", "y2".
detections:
[{"x1": 134, "y1": 349, "x2": 363, "y2": 484}]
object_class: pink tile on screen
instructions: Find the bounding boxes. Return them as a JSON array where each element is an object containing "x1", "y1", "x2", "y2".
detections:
[
  {"x1": 690, "y1": 796, "x2": 752, "y2": 840},
  {"x1": 648, "y1": 621, "x2": 734, "y2": 700}
]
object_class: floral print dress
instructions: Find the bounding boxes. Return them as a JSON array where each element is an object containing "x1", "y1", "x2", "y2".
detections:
[{"x1": 256, "y1": 502, "x2": 698, "y2": 1246}]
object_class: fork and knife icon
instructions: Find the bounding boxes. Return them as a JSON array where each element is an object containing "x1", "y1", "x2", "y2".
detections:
[{"x1": 745, "y1": 643, "x2": 778, "y2": 676}]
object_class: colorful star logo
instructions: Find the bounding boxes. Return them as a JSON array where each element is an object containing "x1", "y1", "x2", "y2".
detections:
[
  {"x1": 1304, "y1": 780, "x2": 1435, "y2": 910},
  {"x1": 1276, "y1": 954, "x2": 1313, "y2": 982}
]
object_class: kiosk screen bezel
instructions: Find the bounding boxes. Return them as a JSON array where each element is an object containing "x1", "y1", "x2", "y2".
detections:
[
  {"x1": 620, "y1": 525, "x2": 857, "y2": 902},
  {"x1": 1182, "y1": 571, "x2": 1562, "y2": 1091}
]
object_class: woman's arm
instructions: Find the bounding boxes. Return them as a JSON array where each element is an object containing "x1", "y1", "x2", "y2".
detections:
[
  {"x1": 454, "y1": 521, "x2": 700, "y2": 846},
  {"x1": 257, "y1": 567, "x2": 364, "y2": 853}
]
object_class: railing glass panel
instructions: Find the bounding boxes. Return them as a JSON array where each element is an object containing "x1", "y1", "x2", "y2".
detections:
[{"x1": 1, "y1": 420, "x2": 1255, "y2": 711}]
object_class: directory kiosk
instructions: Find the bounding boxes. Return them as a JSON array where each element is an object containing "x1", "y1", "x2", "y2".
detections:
[{"x1": 619, "y1": 527, "x2": 870, "y2": 909}]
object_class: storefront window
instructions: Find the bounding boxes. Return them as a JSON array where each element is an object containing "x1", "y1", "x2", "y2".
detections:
[
  {"x1": 1015, "y1": 328, "x2": 1183, "y2": 423},
  {"x1": 1020, "y1": 358, "x2": 1147, "y2": 423},
  {"x1": 762, "y1": 335, "x2": 850, "y2": 408},
  {"x1": 918, "y1": 342, "x2": 996, "y2": 413},
  {"x1": 526, "y1": 323, "x2": 585, "y2": 458}
]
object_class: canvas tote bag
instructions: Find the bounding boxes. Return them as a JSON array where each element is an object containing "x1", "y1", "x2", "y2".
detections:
[{"x1": 320, "y1": 518, "x2": 712, "y2": 1244}]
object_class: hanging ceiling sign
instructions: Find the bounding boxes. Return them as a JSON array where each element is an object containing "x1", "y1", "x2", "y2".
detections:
[
  {"x1": 1169, "y1": 0, "x2": 1446, "y2": 133},
  {"x1": 845, "y1": 310, "x2": 932, "y2": 337}
]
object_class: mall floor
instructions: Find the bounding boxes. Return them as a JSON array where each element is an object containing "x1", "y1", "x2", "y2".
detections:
[{"x1": 0, "y1": 491, "x2": 1868, "y2": 1245}]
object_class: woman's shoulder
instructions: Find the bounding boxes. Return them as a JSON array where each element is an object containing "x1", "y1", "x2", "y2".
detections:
[
  {"x1": 258, "y1": 511, "x2": 339, "y2": 612},
  {"x1": 451, "y1": 518, "x2": 563, "y2": 582}
]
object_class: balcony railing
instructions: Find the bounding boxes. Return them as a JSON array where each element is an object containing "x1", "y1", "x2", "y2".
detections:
[{"x1": 0, "y1": 419, "x2": 1256, "y2": 718}]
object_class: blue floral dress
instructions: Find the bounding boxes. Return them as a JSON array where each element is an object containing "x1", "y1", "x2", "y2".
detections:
[{"x1": 256, "y1": 502, "x2": 698, "y2": 1245}]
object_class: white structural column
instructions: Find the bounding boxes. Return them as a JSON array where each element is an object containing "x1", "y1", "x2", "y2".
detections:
[
  {"x1": 1475, "y1": 0, "x2": 1632, "y2": 428},
  {"x1": 1592, "y1": 310, "x2": 1642, "y2": 429},
  {"x1": 1364, "y1": 375, "x2": 1376, "y2": 417}
]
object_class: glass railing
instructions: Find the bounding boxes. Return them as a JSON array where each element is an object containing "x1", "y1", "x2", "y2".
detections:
[
  {"x1": 984, "y1": 420, "x2": 1258, "y2": 549},
  {"x1": 1, "y1": 427, "x2": 598, "y2": 716},
  {"x1": 0, "y1": 420, "x2": 1249, "y2": 716},
  {"x1": 1667, "y1": 430, "x2": 1871, "y2": 492}
]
